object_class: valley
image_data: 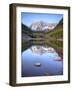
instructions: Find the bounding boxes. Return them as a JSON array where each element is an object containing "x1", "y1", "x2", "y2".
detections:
[{"x1": 22, "y1": 18, "x2": 63, "y2": 51}]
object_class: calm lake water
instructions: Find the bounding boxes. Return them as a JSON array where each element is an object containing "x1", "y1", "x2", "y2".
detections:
[{"x1": 21, "y1": 42, "x2": 63, "y2": 77}]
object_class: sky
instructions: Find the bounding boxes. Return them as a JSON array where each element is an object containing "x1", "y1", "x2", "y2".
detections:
[{"x1": 21, "y1": 12, "x2": 63, "y2": 27}]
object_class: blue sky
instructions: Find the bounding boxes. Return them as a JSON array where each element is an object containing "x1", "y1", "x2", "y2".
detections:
[{"x1": 21, "y1": 12, "x2": 63, "y2": 27}]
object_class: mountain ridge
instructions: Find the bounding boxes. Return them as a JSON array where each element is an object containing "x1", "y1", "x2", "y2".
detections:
[{"x1": 30, "y1": 21, "x2": 57, "y2": 31}]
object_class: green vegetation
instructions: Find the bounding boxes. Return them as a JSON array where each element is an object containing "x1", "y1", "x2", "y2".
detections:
[
  {"x1": 22, "y1": 18, "x2": 63, "y2": 54},
  {"x1": 47, "y1": 29, "x2": 63, "y2": 39},
  {"x1": 22, "y1": 18, "x2": 63, "y2": 39}
]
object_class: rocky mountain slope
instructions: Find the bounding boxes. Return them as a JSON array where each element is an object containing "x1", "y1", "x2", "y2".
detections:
[
  {"x1": 30, "y1": 21, "x2": 57, "y2": 31},
  {"x1": 22, "y1": 18, "x2": 63, "y2": 41}
]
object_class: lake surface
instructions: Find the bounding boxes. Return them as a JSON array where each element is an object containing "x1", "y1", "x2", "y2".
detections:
[{"x1": 21, "y1": 42, "x2": 63, "y2": 77}]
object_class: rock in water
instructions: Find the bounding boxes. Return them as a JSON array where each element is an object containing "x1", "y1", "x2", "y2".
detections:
[{"x1": 34, "y1": 63, "x2": 41, "y2": 67}]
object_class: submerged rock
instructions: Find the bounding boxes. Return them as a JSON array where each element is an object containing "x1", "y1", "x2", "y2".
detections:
[
  {"x1": 45, "y1": 72, "x2": 50, "y2": 76},
  {"x1": 34, "y1": 63, "x2": 41, "y2": 67}
]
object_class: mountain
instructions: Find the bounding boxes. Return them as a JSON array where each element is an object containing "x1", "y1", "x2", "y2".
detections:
[
  {"x1": 30, "y1": 21, "x2": 57, "y2": 31},
  {"x1": 22, "y1": 23, "x2": 34, "y2": 40},
  {"x1": 22, "y1": 18, "x2": 63, "y2": 42},
  {"x1": 22, "y1": 23, "x2": 33, "y2": 34},
  {"x1": 54, "y1": 18, "x2": 63, "y2": 30},
  {"x1": 47, "y1": 18, "x2": 63, "y2": 39},
  {"x1": 59, "y1": 18, "x2": 63, "y2": 25}
]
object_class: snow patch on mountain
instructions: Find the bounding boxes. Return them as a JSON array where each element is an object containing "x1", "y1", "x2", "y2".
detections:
[{"x1": 30, "y1": 21, "x2": 57, "y2": 31}]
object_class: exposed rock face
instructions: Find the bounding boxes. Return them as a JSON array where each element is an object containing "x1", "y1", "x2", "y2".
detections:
[{"x1": 30, "y1": 21, "x2": 57, "y2": 31}]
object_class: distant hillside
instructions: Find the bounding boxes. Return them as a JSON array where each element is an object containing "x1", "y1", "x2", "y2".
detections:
[
  {"x1": 59, "y1": 18, "x2": 63, "y2": 25},
  {"x1": 47, "y1": 18, "x2": 63, "y2": 39},
  {"x1": 22, "y1": 23, "x2": 33, "y2": 33},
  {"x1": 55, "y1": 18, "x2": 63, "y2": 29},
  {"x1": 22, "y1": 23, "x2": 34, "y2": 38}
]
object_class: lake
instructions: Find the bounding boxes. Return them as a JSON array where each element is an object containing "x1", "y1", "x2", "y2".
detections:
[{"x1": 21, "y1": 41, "x2": 63, "y2": 77}]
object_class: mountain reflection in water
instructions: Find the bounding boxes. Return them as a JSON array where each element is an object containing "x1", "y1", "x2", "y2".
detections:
[
  {"x1": 21, "y1": 44, "x2": 63, "y2": 77},
  {"x1": 31, "y1": 46, "x2": 59, "y2": 55}
]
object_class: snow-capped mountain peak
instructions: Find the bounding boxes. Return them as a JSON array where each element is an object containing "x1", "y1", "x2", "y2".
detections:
[{"x1": 30, "y1": 21, "x2": 57, "y2": 31}]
